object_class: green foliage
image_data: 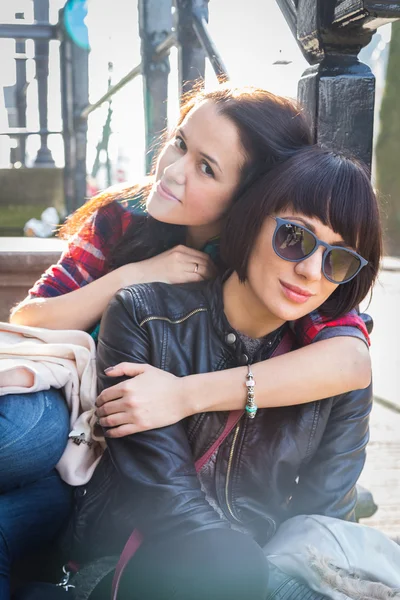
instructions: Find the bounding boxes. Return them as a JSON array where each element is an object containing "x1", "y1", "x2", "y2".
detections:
[
  {"x1": 376, "y1": 22, "x2": 400, "y2": 256},
  {"x1": 0, "y1": 204, "x2": 49, "y2": 236}
]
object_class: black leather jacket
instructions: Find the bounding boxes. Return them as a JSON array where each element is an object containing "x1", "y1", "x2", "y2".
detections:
[{"x1": 95, "y1": 277, "x2": 371, "y2": 551}]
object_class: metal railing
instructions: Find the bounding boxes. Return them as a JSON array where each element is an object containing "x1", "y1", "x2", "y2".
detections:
[
  {"x1": 3, "y1": 0, "x2": 398, "y2": 218},
  {"x1": 80, "y1": 33, "x2": 177, "y2": 120},
  {"x1": 0, "y1": 2, "x2": 57, "y2": 168},
  {"x1": 0, "y1": 0, "x2": 229, "y2": 215},
  {"x1": 68, "y1": 0, "x2": 229, "y2": 212}
]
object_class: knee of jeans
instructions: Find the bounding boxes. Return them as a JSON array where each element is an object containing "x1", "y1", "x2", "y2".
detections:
[
  {"x1": 40, "y1": 389, "x2": 70, "y2": 441},
  {"x1": 0, "y1": 389, "x2": 70, "y2": 462},
  {"x1": 0, "y1": 524, "x2": 11, "y2": 575}
]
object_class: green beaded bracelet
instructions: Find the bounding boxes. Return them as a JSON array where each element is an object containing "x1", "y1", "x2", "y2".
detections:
[{"x1": 245, "y1": 365, "x2": 257, "y2": 419}]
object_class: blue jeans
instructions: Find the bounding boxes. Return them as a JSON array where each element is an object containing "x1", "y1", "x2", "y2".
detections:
[{"x1": 0, "y1": 389, "x2": 72, "y2": 598}]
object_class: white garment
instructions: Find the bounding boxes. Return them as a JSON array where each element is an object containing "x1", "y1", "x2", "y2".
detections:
[
  {"x1": 264, "y1": 514, "x2": 400, "y2": 599},
  {"x1": 0, "y1": 322, "x2": 105, "y2": 486}
]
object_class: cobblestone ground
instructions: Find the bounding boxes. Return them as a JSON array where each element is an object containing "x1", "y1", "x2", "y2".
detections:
[
  {"x1": 358, "y1": 262, "x2": 400, "y2": 537},
  {"x1": 358, "y1": 401, "x2": 400, "y2": 537},
  {"x1": 362, "y1": 262, "x2": 400, "y2": 408}
]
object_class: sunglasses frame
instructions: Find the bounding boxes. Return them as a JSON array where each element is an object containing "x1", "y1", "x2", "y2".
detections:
[{"x1": 272, "y1": 217, "x2": 368, "y2": 285}]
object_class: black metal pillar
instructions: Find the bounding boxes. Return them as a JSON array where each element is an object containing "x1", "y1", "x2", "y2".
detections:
[
  {"x1": 296, "y1": 0, "x2": 375, "y2": 169},
  {"x1": 59, "y1": 3, "x2": 89, "y2": 213},
  {"x1": 60, "y1": 22, "x2": 75, "y2": 214},
  {"x1": 175, "y1": 0, "x2": 208, "y2": 97},
  {"x1": 14, "y1": 12, "x2": 28, "y2": 166},
  {"x1": 91, "y1": 62, "x2": 114, "y2": 188},
  {"x1": 276, "y1": 0, "x2": 400, "y2": 171},
  {"x1": 72, "y1": 38, "x2": 89, "y2": 211},
  {"x1": 33, "y1": 0, "x2": 54, "y2": 166},
  {"x1": 139, "y1": 0, "x2": 172, "y2": 174}
]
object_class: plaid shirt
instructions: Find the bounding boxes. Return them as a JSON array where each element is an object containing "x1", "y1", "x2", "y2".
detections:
[{"x1": 29, "y1": 200, "x2": 370, "y2": 346}]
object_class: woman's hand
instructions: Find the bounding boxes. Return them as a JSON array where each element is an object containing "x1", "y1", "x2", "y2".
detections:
[
  {"x1": 119, "y1": 245, "x2": 217, "y2": 286},
  {"x1": 95, "y1": 362, "x2": 191, "y2": 437}
]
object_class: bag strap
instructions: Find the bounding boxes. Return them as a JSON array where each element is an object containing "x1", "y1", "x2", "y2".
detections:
[
  {"x1": 110, "y1": 410, "x2": 242, "y2": 599},
  {"x1": 111, "y1": 331, "x2": 293, "y2": 599}
]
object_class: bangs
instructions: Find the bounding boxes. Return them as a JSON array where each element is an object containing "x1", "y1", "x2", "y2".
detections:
[{"x1": 263, "y1": 147, "x2": 375, "y2": 257}]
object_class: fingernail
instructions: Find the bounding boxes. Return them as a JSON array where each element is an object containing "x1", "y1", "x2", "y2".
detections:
[{"x1": 104, "y1": 366, "x2": 115, "y2": 373}]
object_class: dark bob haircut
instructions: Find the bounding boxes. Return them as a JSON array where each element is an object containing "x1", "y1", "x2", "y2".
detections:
[{"x1": 221, "y1": 145, "x2": 382, "y2": 320}]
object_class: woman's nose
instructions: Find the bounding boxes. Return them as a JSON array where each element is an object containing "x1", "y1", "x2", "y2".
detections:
[
  {"x1": 294, "y1": 248, "x2": 324, "y2": 282},
  {"x1": 163, "y1": 156, "x2": 186, "y2": 186}
]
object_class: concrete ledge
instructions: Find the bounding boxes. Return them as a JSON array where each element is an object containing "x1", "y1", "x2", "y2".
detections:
[{"x1": 0, "y1": 237, "x2": 66, "y2": 321}]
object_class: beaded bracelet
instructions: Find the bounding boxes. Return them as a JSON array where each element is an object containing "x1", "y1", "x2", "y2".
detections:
[{"x1": 245, "y1": 364, "x2": 258, "y2": 419}]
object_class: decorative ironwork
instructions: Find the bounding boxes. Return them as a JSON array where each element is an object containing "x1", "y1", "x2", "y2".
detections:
[
  {"x1": 0, "y1": 23, "x2": 57, "y2": 40},
  {"x1": 33, "y1": 0, "x2": 55, "y2": 166},
  {"x1": 59, "y1": 1, "x2": 89, "y2": 214},
  {"x1": 14, "y1": 13, "x2": 27, "y2": 167},
  {"x1": 1, "y1": 0, "x2": 400, "y2": 215},
  {"x1": 277, "y1": 0, "x2": 400, "y2": 170},
  {"x1": 138, "y1": 0, "x2": 172, "y2": 173}
]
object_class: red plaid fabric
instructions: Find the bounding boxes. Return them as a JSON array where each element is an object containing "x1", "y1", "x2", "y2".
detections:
[
  {"x1": 29, "y1": 201, "x2": 133, "y2": 298},
  {"x1": 294, "y1": 310, "x2": 370, "y2": 346},
  {"x1": 29, "y1": 200, "x2": 370, "y2": 346}
]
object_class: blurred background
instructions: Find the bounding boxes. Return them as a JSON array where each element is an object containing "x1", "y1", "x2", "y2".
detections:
[{"x1": 0, "y1": 1, "x2": 397, "y2": 244}]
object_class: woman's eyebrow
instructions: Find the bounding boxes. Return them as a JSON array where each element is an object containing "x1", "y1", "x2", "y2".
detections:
[{"x1": 177, "y1": 128, "x2": 222, "y2": 173}]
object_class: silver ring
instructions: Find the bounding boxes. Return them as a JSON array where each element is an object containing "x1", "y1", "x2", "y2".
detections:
[{"x1": 194, "y1": 263, "x2": 199, "y2": 273}]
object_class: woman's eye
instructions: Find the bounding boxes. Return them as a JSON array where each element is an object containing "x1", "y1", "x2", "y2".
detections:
[
  {"x1": 174, "y1": 136, "x2": 187, "y2": 151},
  {"x1": 200, "y1": 161, "x2": 214, "y2": 177}
]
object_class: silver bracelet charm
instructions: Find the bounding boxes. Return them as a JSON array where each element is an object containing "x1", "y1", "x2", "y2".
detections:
[{"x1": 245, "y1": 364, "x2": 257, "y2": 419}]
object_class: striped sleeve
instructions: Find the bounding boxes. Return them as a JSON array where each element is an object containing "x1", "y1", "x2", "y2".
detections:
[
  {"x1": 294, "y1": 309, "x2": 370, "y2": 347},
  {"x1": 29, "y1": 201, "x2": 131, "y2": 298}
]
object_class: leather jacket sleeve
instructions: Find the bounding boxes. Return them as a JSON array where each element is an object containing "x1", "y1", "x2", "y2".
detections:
[
  {"x1": 289, "y1": 385, "x2": 372, "y2": 521},
  {"x1": 96, "y1": 287, "x2": 229, "y2": 540}
]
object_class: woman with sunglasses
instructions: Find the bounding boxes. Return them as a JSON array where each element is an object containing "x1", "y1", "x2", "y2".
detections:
[{"x1": 46, "y1": 143, "x2": 380, "y2": 600}]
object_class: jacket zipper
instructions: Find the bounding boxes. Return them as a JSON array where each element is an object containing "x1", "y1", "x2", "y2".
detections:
[
  {"x1": 223, "y1": 332, "x2": 283, "y2": 523},
  {"x1": 139, "y1": 307, "x2": 207, "y2": 327},
  {"x1": 225, "y1": 423, "x2": 242, "y2": 522}
]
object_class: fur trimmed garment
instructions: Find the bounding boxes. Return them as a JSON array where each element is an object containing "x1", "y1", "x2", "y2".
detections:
[{"x1": 264, "y1": 515, "x2": 400, "y2": 600}]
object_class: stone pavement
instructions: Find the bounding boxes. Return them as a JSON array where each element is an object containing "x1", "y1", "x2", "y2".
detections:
[
  {"x1": 358, "y1": 259, "x2": 400, "y2": 537},
  {"x1": 361, "y1": 258, "x2": 400, "y2": 408}
]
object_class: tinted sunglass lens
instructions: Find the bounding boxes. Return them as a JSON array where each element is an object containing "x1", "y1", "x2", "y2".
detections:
[
  {"x1": 325, "y1": 250, "x2": 361, "y2": 283},
  {"x1": 275, "y1": 223, "x2": 316, "y2": 260}
]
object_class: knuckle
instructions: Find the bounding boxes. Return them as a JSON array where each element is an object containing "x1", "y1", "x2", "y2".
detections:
[
  {"x1": 120, "y1": 382, "x2": 131, "y2": 394},
  {"x1": 125, "y1": 396, "x2": 137, "y2": 410}
]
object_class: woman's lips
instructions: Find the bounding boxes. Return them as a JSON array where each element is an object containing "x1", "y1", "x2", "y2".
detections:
[
  {"x1": 156, "y1": 180, "x2": 181, "y2": 203},
  {"x1": 279, "y1": 280, "x2": 314, "y2": 304}
]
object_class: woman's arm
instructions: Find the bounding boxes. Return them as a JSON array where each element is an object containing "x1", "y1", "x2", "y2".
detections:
[
  {"x1": 187, "y1": 336, "x2": 371, "y2": 411},
  {"x1": 10, "y1": 267, "x2": 132, "y2": 331},
  {"x1": 96, "y1": 335, "x2": 371, "y2": 437},
  {"x1": 10, "y1": 245, "x2": 215, "y2": 331},
  {"x1": 97, "y1": 288, "x2": 229, "y2": 539}
]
